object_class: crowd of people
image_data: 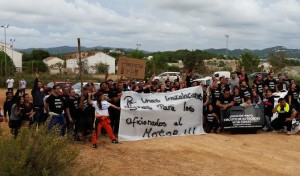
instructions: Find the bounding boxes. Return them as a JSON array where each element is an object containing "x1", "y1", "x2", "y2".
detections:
[{"x1": 1, "y1": 67, "x2": 299, "y2": 148}]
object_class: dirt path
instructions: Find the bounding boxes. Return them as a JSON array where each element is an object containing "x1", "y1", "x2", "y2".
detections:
[
  {"x1": 70, "y1": 132, "x2": 300, "y2": 176},
  {"x1": 1, "y1": 89, "x2": 300, "y2": 176}
]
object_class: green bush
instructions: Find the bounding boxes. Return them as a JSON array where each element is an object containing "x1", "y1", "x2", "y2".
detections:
[{"x1": 0, "y1": 125, "x2": 78, "y2": 176}]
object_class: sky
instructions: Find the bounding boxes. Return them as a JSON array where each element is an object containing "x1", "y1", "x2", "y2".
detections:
[{"x1": 1, "y1": 0, "x2": 300, "y2": 52}]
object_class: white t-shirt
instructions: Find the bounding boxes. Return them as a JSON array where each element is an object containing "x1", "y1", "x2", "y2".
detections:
[
  {"x1": 92, "y1": 100, "x2": 111, "y2": 116},
  {"x1": 20, "y1": 80, "x2": 27, "y2": 89},
  {"x1": 6, "y1": 79, "x2": 14, "y2": 88}
]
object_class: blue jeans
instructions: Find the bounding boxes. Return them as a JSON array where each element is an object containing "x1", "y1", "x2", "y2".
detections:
[{"x1": 48, "y1": 114, "x2": 66, "y2": 136}]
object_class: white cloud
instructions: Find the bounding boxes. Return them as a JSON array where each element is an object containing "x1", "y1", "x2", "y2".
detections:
[{"x1": 0, "y1": 0, "x2": 300, "y2": 51}]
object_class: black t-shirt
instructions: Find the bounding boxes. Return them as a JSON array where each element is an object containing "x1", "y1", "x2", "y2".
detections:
[
  {"x1": 233, "y1": 93, "x2": 244, "y2": 106},
  {"x1": 218, "y1": 84, "x2": 230, "y2": 94},
  {"x1": 186, "y1": 75, "x2": 193, "y2": 87},
  {"x1": 46, "y1": 94, "x2": 65, "y2": 114},
  {"x1": 264, "y1": 78, "x2": 277, "y2": 93},
  {"x1": 277, "y1": 81, "x2": 287, "y2": 91},
  {"x1": 136, "y1": 87, "x2": 151, "y2": 93},
  {"x1": 98, "y1": 88, "x2": 114, "y2": 101},
  {"x1": 22, "y1": 102, "x2": 34, "y2": 120},
  {"x1": 110, "y1": 89, "x2": 122, "y2": 107},
  {"x1": 211, "y1": 88, "x2": 221, "y2": 106},
  {"x1": 283, "y1": 78, "x2": 291, "y2": 86},
  {"x1": 206, "y1": 111, "x2": 216, "y2": 123},
  {"x1": 165, "y1": 86, "x2": 172, "y2": 93},
  {"x1": 218, "y1": 94, "x2": 233, "y2": 105},
  {"x1": 65, "y1": 97, "x2": 80, "y2": 119},
  {"x1": 288, "y1": 90, "x2": 299, "y2": 104},
  {"x1": 240, "y1": 87, "x2": 252, "y2": 98},
  {"x1": 81, "y1": 94, "x2": 96, "y2": 117},
  {"x1": 253, "y1": 80, "x2": 264, "y2": 95}
]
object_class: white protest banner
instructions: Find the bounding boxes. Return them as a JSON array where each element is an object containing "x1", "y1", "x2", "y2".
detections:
[{"x1": 118, "y1": 87, "x2": 204, "y2": 141}]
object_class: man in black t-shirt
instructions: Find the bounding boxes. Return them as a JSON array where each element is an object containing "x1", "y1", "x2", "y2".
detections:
[
  {"x1": 252, "y1": 74, "x2": 264, "y2": 100},
  {"x1": 65, "y1": 89, "x2": 80, "y2": 140},
  {"x1": 277, "y1": 74, "x2": 288, "y2": 91},
  {"x1": 239, "y1": 80, "x2": 252, "y2": 99},
  {"x1": 216, "y1": 88, "x2": 234, "y2": 130},
  {"x1": 110, "y1": 82, "x2": 124, "y2": 134},
  {"x1": 185, "y1": 69, "x2": 193, "y2": 88},
  {"x1": 264, "y1": 71, "x2": 278, "y2": 93},
  {"x1": 45, "y1": 85, "x2": 66, "y2": 135},
  {"x1": 288, "y1": 83, "x2": 299, "y2": 111},
  {"x1": 283, "y1": 71, "x2": 291, "y2": 87}
]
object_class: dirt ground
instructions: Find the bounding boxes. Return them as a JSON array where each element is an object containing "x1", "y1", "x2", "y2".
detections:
[{"x1": 1, "y1": 89, "x2": 300, "y2": 176}]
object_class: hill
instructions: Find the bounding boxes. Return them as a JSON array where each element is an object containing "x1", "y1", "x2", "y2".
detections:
[
  {"x1": 205, "y1": 46, "x2": 300, "y2": 59},
  {"x1": 17, "y1": 46, "x2": 150, "y2": 55}
]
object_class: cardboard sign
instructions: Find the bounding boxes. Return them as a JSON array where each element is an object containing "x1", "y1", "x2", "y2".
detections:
[
  {"x1": 117, "y1": 57, "x2": 146, "y2": 79},
  {"x1": 118, "y1": 87, "x2": 205, "y2": 141}
]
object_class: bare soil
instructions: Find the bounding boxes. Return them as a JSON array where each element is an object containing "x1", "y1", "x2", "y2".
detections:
[{"x1": 1, "y1": 89, "x2": 300, "y2": 176}]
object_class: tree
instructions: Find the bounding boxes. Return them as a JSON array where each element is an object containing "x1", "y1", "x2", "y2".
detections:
[
  {"x1": 126, "y1": 49, "x2": 146, "y2": 59},
  {"x1": 268, "y1": 51, "x2": 287, "y2": 72},
  {"x1": 31, "y1": 49, "x2": 50, "y2": 60},
  {"x1": 239, "y1": 52, "x2": 260, "y2": 73},
  {"x1": 93, "y1": 62, "x2": 109, "y2": 74},
  {"x1": 24, "y1": 60, "x2": 48, "y2": 73},
  {"x1": 0, "y1": 51, "x2": 15, "y2": 76},
  {"x1": 22, "y1": 49, "x2": 50, "y2": 62}
]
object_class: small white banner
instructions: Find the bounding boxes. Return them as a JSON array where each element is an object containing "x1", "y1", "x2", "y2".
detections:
[{"x1": 118, "y1": 87, "x2": 204, "y2": 141}]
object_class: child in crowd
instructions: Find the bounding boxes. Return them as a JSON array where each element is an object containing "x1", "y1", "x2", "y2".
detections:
[{"x1": 240, "y1": 97, "x2": 252, "y2": 108}]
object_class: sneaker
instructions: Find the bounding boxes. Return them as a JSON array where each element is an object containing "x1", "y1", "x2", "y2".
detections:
[
  {"x1": 112, "y1": 139, "x2": 118, "y2": 144},
  {"x1": 92, "y1": 144, "x2": 97, "y2": 148},
  {"x1": 267, "y1": 128, "x2": 273, "y2": 132},
  {"x1": 287, "y1": 131, "x2": 292, "y2": 135}
]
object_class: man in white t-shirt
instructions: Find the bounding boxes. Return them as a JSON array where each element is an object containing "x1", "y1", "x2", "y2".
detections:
[
  {"x1": 19, "y1": 77, "x2": 27, "y2": 94},
  {"x1": 6, "y1": 77, "x2": 14, "y2": 93}
]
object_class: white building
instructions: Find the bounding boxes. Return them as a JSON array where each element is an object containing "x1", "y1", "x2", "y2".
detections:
[
  {"x1": 43, "y1": 57, "x2": 64, "y2": 68},
  {"x1": 65, "y1": 51, "x2": 116, "y2": 74},
  {"x1": 0, "y1": 42, "x2": 23, "y2": 72}
]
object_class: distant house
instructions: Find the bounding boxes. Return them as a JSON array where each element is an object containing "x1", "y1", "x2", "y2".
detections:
[
  {"x1": 43, "y1": 57, "x2": 64, "y2": 68},
  {"x1": 65, "y1": 51, "x2": 116, "y2": 74},
  {"x1": 43, "y1": 57, "x2": 65, "y2": 74},
  {"x1": 0, "y1": 42, "x2": 23, "y2": 72}
]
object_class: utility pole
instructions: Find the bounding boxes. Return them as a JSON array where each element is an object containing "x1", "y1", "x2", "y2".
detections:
[
  {"x1": 77, "y1": 38, "x2": 83, "y2": 89},
  {"x1": 136, "y1": 43, "x2": 141, "y2": 58},
  {"x1": 1, "y1": 24, "x2": 9, "y2": 77},
  {"x1": 10, "y1": 39, "x2": 15, "y2": 72},
  {"x1": 225, "y1": 34, "x2": 229, "y2": 59}
]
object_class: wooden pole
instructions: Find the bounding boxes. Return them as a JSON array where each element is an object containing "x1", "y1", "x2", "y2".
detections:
[{"x1": 78, "y1": 38, "x2": 83, "y2": 89}]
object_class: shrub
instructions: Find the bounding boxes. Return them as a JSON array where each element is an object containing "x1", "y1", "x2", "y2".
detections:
[{"x1": 0, "y1": 125, "x2": 78, "y2": 176}]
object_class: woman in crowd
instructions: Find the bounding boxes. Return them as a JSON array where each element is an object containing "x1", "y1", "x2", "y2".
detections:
[
  {"x1": 22, "y1": 93, "x2": 35, "y2": 127},
  {"x1": 251, "y1": 89, "x2": 262, "y2": 105},
  {"x1": 10, "y1": 96, "x2": 25, "y2": 138},
  {"x1": 232, "y1": 86, "x2": 243, "y2": 106},
  {"x1": 88, "y1": 92, "x2": 121, "y2": 148}
]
